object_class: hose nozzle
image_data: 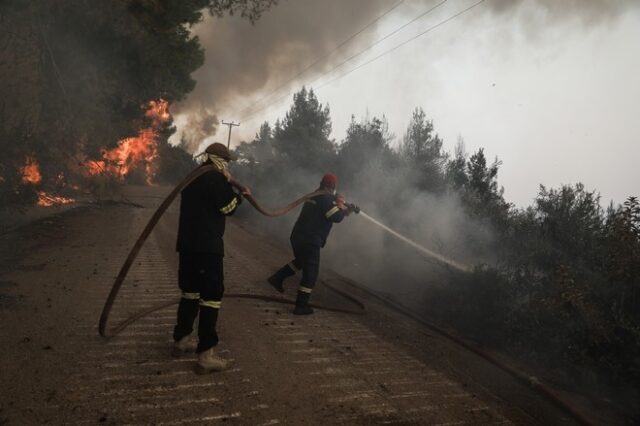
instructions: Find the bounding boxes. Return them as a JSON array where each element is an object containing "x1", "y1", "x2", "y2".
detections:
[{"x1": 346, "y1": 203, "x2": 360, "y2": 214}]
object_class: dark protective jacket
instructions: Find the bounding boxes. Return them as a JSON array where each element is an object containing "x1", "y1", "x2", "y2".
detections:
[
  {"x1": 176, "y1": 164, "x2": 241, "y2": 255},
  {"x1": 291, "y1": 192, "x2": 346, "y2": 247}
]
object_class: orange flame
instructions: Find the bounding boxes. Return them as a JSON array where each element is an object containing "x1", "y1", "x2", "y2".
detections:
[
  {"x1": 146, "y1": 99, "x2": 171, "y2": 122},
  {"x1": 21, "y1": 157, "x2": 42, "y2": 185},
  {"x1": 85, "y1": 99, "x2": 170, "y2": 184},
  {"x1": 37, "y1": 191, "x2": 76, "y2": 207}
]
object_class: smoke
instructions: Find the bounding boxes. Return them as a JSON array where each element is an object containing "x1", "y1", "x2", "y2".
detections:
[
  {"x1": 232, "y1": 108, "x2": 498, "y2": 315},
  {"x1": 172, "y1": 106, "x2": 219, "y2": 153},
  {"x1": 323, "y1": 156, "x2": 497, "y2": 309},
  {"x1": 478, "y1": 0, "x2": 639, "y2": 43},
  {"x1": 170, "y1": 0, "x2": 392, "y2": 151},
  {"x1": 171, "y1": 0, "x2": 639, "y2": 152},
  {"x1": 236, "y1": 156, "x2": 498, "y2": 314},
  {"x1": 485, "y1": 0, "x2": 636, "y2": 24}
]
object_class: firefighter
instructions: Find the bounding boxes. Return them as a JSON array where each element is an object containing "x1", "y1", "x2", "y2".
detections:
[
  {"x1": 267, "y1": 173, "x2": 356, "y2": 315},
  {"x1": 172, "y1": 142, "x2": 249, "y2": 374}
]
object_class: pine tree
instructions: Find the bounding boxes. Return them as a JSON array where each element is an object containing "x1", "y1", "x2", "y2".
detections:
[
  {"x1": 400, "y1": 108, "x2": 447, "y2": 192},
  {"x1": 467, "y1": 148, "x2": 500, "y2": 198},
  {"x1": 338, "y1": 115, "x2": 394, "y2": 183},
  {"x1": 445, "y1": 137, "x2": 469, "y2": 190},
  {"x1": 463, "y1": 148, "x2": 510, "y2": 231},
  {"x1": 272, "y1": 87, "x2": 334, "y2": 171},
  {"x1": 235, "y1": 121, "x2": 273, "y2": 163}
]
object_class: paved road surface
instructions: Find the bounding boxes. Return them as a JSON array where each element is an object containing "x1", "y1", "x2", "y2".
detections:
[{"x1": 0, "y1": 186, "x2": 578, "y2": 425}]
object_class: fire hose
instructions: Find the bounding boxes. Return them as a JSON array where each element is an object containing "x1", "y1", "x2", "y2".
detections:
[
  {"x1": 97, "y1": 164, "x2": 593, "y2": 426},
  {"x1": 98, "y1": 164, "x2": 364, "y2": 339}
]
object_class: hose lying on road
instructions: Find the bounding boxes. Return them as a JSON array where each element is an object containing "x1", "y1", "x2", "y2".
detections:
[
  {"x1": 98, "y1": 164, "x2": 355, "y2": 338},
  {"x1": 102, "y1": 289, "x2": 364, "y2": 338}
]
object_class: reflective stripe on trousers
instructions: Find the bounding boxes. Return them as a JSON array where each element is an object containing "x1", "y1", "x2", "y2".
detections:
[{"x1": 199, "y1": 299, "x2": 222, "y2": 309}]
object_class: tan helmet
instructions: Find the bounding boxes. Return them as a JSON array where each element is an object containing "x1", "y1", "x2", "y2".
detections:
[{"x1": 205, "y1": 142, "x2": 238, "y2": 161}]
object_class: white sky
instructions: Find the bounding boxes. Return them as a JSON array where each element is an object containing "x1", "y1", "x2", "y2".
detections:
[{"x1": 181, "y1": 0, "x2": 640, "y2": 208}]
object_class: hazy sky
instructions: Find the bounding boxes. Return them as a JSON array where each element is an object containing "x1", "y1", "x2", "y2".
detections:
[{"x1": 171, "y1": 0, "x2": 640, "y2": 207}]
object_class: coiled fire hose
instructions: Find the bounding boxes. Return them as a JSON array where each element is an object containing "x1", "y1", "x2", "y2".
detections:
[
  {"x1": 98, "y1": 164, "x2": 364, "y2": 339},
  {"x1": 97, "y1": 164, "x2": 593, "y2": 426}
]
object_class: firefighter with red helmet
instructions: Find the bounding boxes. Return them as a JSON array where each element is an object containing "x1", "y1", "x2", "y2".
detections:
[{"x1": 267, "y1": 173, "x2": 357, "y2": 314}]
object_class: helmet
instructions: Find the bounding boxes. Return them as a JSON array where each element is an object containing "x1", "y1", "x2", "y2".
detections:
[
  {"x1": 321, "y1": 173, "x2": 337, "y2": 189},
  {"x1": 205, "y1": 142, "x2": 238, "y2": 161}
]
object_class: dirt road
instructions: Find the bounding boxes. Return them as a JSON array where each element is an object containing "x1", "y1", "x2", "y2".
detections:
[{"x1": 0, "y1": 186, "x2": 578, "y2": 425}]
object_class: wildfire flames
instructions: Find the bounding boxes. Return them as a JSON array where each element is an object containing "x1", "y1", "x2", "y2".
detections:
[
  {"x1": 85, "y1": 99, "x2": 170, "y2": 184},
  {"x1": 19, "y1": 157, "x2": 76, "y2": 207},
  {"x1": 17, "y1": 99, "x2": 170, "y2": 207},
  {"x1": 21, "y1": 157, "x2": 42, "y2": 185},
  {"x1": 37, "y1": 192, "x2": 75, "y2": 207}
]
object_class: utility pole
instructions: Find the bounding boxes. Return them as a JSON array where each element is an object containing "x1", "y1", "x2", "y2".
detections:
[{"x1": 221, "y1": 120, "x2": 240, "y2": 148}]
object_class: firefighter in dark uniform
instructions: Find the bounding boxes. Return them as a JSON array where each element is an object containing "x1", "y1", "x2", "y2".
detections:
[
  {"x1": 172, "y1": 142, "x2": 249, "y2": 374},
  {"x1": 267, "y1": 173, "x2": 356, "y2": 314}
]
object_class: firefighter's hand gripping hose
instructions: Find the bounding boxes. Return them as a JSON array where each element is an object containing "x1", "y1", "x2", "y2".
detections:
[{"x1": 98, "y1": 164, "x2": 364, "y2": 339}]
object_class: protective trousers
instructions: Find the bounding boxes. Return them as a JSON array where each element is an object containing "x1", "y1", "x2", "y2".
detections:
[
  {"x1": 173, "y1": 253, "x2": 224, "y2": 353},
  {"x1": 274, "y1": 237, "x2": 321, "y2": 305}
]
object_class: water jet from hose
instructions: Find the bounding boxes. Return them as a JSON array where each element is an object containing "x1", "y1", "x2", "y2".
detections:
[{"x1": 358, "y1": 211, "x2": 470, "y2": 273}]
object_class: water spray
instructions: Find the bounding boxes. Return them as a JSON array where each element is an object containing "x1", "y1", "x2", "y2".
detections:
[{"x1": 352, "y1": 208, "x2": 470, "y2": 273}]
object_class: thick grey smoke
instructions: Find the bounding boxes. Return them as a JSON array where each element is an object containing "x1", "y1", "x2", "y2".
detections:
[
  {"x1": 172, "y1": 0, "x2": 639, "y2": 151},
  {"x1": 486, "y1": 0, "x2": 636, "y2": 24},
  {"x1": 173, "y1": 107, "x2": 219, "y2": 152},
  {"x1": 477, "y1": 0, "x2": 639, "y2": 43},
  {"x1": 323, "y1": 156, "x2": 496, "y2": 309},
  {"x1": 172, "y1": 0, "x2": 390, "y2": 151},
  {"x1": 234, "y1": 141, "x2": 498, "y2": 317}
]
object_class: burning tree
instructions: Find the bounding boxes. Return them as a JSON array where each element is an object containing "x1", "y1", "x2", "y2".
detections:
[
  {"x1": 83, "y1": 100, "x2": 171, "y2": 185},
  {"x1": 0, "y1": 0, "x2": 276, "y2": 209}
]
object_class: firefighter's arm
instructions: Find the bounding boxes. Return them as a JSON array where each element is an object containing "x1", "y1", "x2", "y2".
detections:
[
  {"x1": 335, "y1": 194, "x2": 360, "y2": 217},
  {"x1": 214, "y1": 174, "x2": 242, "y2": 216},
  {"x1": 321, "y1": 196, "x2": 346, "y2": 223},
  {"x1": 336, "y1": 194, "x2": 349, "y2": 216}
]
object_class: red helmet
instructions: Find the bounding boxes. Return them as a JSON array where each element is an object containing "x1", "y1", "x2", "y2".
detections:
[{"x1": 321, "y1": 173, "x2": 337, "y2": 188}]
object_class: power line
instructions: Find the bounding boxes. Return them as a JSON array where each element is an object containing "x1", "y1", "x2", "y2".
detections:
[
  {"x1": 234, "y1": 0, "x2": 449, "y2": 119},
  {"x1": 231, "y1": 0, "x2": 407, "y2": 118},
  {"x1": 239, "y1": 0, "x2": 486, "y2": 125},
  {"x1": 316, "y1": 0, "x2": 487, "y2": 91}
]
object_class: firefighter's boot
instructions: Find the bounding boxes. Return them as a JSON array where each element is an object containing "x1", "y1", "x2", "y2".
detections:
[
  {"x1": 293, "y1": 290, "x2": 314, "y2": 315},
  {"x1": 267, "y1": 273, "x2": 285, "y2": 293},
  {"x1": 195, "y1": 348, "x2": 231, "y2": 374},
  {"x1": 268, "y1": 264, "x2": 296, "y2": 293},
  {"x1": 172, "y1": 335, "x2": 197, "y2": 358}
]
